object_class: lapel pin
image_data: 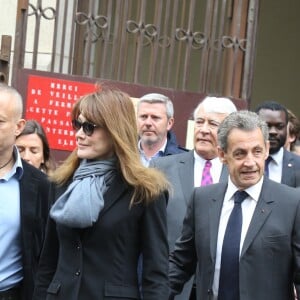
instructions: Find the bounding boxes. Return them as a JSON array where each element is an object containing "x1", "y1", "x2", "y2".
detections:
[
  {"x1": 288, "y1": 163, "x2": 292, "y2": 167},
  {"x1": 261, "y1": 209, "x2": 265, "y2": 213}
]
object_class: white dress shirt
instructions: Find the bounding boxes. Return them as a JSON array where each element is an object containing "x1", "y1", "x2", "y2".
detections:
[
  {"x1": 212, "y1": 176, "x2": 264, "y2": 298},
  {"x1": 193, "y1": 152, "x2": 223, "y2": 187},
  {"x1": 268, "y1": 147, "x2": 283, "y2": 183}
]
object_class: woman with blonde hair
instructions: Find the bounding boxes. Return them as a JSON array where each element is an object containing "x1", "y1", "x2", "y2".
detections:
[{"x1": 33, "y1": 85, "x2": 170, "y2": 300}]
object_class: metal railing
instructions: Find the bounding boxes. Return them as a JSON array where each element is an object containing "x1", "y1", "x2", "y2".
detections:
[{"x1": 12, "y1": 0, "x2": 260, "y2": 101}]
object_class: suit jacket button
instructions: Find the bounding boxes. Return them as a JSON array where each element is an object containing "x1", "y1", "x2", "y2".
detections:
[{"x1": 75, "y1": 270, "x2": 81, "y2": 276}]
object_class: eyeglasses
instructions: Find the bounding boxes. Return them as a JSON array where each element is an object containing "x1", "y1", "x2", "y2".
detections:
[{"x1": 71, "y1": 119, "x2": 98, "y2": 136}]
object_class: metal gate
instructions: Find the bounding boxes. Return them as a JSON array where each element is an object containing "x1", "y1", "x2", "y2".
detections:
[
  {"x1": 11, "y1": 0, "x2": 259, "y2": 100},
  {"x1": 2, "y1": 0, "x2": 259, "y2": 151}
]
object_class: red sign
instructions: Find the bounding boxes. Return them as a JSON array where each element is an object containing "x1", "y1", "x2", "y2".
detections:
[{"x1": 25, "y1": 75, "x2": 96, "y2": 151}]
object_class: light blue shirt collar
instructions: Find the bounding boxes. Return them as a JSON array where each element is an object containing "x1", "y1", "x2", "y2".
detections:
[
  {"x1": 1, "y1": 146, "x2": 24, "y2": 181},
  {"x1": 138, "y1": 139, "x2": 167, "y2": 167}
]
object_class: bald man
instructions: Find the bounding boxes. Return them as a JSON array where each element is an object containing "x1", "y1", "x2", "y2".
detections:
[{"x1": 0, "y1": 83, "x2": 51, "y2": 300}]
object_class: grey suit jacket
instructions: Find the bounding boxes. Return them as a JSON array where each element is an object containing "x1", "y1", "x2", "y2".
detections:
[
  {"x1": 151, "y1": 150, "x2": 228, "y2": 300},
  {"x1": 281, "y1": 148, "x2": 300, "y2": 187},
  {"x1": 169, "y1": 178, "x2": 300, "y2": 300}
]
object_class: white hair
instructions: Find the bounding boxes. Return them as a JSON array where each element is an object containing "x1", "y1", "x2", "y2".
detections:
[{"x1": 193, "y1": 96, "x2": 237, "y2": 119}]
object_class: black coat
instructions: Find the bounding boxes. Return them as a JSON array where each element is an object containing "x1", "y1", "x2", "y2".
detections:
[
  {"x1": 20, "y1": 160, "x2": 52, "y2": 300},
  {"x1": 33, "y1": 173, "x2": 169, "y2": 300}
]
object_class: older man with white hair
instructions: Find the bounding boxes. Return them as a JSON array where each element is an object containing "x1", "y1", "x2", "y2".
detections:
[{"x1": 150, "y1": 96, "x2": 237, "y2": 300}]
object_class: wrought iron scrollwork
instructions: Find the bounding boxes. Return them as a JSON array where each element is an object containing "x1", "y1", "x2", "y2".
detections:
[
  {"x1": 75, "y1": 12, "x2": 109, "y2": 43},
  {"x1": 175, "y1": 28, "x2": 208, "y2": 50},
  {"x1": 158, "y1": 35, "x2": 171, "y2": 48},
  {"x1": 28, "y1": 3, "x2": 56, "y2": 20},
  {"x1": 126, "y1": 20, "x2": 158, "y2": 38},
  {"x1": 126, "y1": 20, "x2": 159, "y2": 46},
  {"x1": 212, "y1": 36, "x2": 247, "y2": 51},
  {"x1": 221, "y1": 36, "x2": 247, "y2": 51}
]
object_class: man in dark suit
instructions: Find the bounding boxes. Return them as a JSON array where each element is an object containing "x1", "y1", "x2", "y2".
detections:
[
  {"x1": 255, "y1": 100, "x2": 300, "y2": 187},
  {"x1": 169, "y1": 110, "x2": 300, "y2": 300},
  {"x1": 151, "y1": 96, "x2": 237, "y2": 300},
  {"x1": 0, "y1": 83, "x2": 51, "y2": 300}
]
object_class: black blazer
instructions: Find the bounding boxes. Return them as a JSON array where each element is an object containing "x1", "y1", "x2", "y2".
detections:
[
  {"x1": 33, "y1": 173, "x2": 169, "y2": 300},
  {"x1": 20, "y1": 160, "x2": 52, "y2": 300}
]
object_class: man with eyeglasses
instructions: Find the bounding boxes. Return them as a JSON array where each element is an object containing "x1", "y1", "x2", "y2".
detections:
[{"x1": 150, "y1": 96, "x2": 237, "y2": 300}]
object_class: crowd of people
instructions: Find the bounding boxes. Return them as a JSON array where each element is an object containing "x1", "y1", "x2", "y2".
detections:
[{"x1": 1, "y1": 81, "x2": 300, "y2": 300}]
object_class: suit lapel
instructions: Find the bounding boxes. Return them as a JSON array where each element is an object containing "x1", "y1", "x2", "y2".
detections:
[
  {"x1": 281, "y1": 149, "x2": 295, "y2": 186},
  {"x1": 209, "y1": 184, "x2": 228, "y2": 259},
  {"x1": 20, "y1": 164, "x2": 38, "y2": 226},
  {"x1": 219, "y1": 165, "x2": 229, "y2": 182},
  {"x1": 19, "y1": 163, "x2": 40, "y2": 261},
  {"x1": 241, "y1": 179, "x2": 274, "y2": 257},
  {"x1": 99, "y1": 174, "x2": 129, "y2": 217},
  {"x1": 178, "y1": 151, "x2": 194, "y2": 204}
]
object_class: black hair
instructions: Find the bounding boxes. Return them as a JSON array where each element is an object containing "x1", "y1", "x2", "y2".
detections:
[{"x1": 254, "y1": 100, "x2": 288, "y2": 124}]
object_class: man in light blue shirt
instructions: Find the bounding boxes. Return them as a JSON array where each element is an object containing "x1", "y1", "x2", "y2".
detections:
[
  {"x1": 137, "y1": 93, "x2": 187, "y2": 167},
  {"x1": 0, "y1": 83, "x2": 51, "y2": 300}
]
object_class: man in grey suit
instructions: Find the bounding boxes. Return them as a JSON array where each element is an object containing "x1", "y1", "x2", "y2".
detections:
[
  {"x1": 255, "y1": 100, "x2": 300, "y2": 187},
  {"x1": 169, "y1": 110, "x2": 300, "y2": 300},
  {"x1": 151, "y1": 96, "x2": 237, "y2": 300}
]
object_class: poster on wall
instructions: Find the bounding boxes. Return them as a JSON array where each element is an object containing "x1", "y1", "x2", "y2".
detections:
[{"x1": 25, "y1": 75, "x2": 96, "y2": 151}]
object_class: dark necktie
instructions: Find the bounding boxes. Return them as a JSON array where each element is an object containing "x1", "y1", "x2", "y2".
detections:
[
  {"x1": 201, "y1": 160, "x2": 213, "y2": 186},
  {"x1": 264, "y1": 156, "x2": 272, "y2": 177},
  {"x1": 218, "y1": 190, "x2": 248, "y2": 300}
]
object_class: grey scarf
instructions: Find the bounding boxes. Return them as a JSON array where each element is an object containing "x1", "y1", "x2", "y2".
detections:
[{"x1": 50, "y1": 158, "x2": 117, "y2": 228}]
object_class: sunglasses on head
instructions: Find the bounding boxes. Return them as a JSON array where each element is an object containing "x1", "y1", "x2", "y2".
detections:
[{"x1": 72, "y1": 119, "x2": 98, "y2": 136}]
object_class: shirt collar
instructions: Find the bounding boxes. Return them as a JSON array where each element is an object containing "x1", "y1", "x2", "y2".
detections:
[
  {"x1": 138, "y1": 138, "x2": 167, "y2": 156},
  {"x1": 225, "y1": 175, "x2": 264, "y2": 203},
  {"x1": 193, "y1": 151, "x2": 220, "y2": 166},
  {"x1": 1, "y1": 147, "x2": 23, "y2": 181},
  {"x1": 12, "y1": 146, "x2": 24, "y2": 179},
  {"x1": 269, "y1": 146, "x2": 283, "y2": 165}
]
